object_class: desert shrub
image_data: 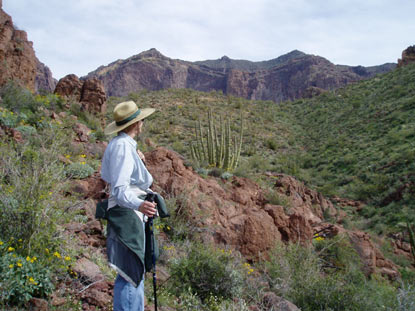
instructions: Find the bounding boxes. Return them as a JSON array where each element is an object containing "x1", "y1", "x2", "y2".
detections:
[
  {"x1": 14, "y1": 125, "x2": 37, "y2": 137},
  {"x1": 0, "y1": 119, "x2": 79, "y2": 307},
  {"x1": 264, "y1": 241, "x2": 399, "y2": 311},
  {"x1": 0, "y1": 82, "x2": 37, "y2": 113},
  {"x1": 0, "y1": 243, "x2": 54, "y2": 306},
  {"x1": 0, "y1": 119, "x2": 76, "y2": 254},
  {"x1": 265, "y1": 138, "x2": 278, "y2": 150},
  {"x1": 397, "y1": 283, "x2": 415, "y2": 310},
  {"x1": 65, "y1": 162, "x2": 95, "y2": 179},
  {"x1": 168, "y1": 243, "x2": 245, "y2": 302},
  {"x1": 0, "y1": 239, "x2": 76, "y2": 307}
]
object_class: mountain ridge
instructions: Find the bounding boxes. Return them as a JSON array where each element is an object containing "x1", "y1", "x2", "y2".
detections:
[{"x1": 84, "y1": 48, "x2": 396, "y2": 102}]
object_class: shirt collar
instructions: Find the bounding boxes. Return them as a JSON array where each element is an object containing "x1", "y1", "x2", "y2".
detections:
[{"x1": 118, "y1": 132, "x2": 137, "y2": 148}]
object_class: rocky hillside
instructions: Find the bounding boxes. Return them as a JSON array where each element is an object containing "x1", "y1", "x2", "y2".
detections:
[
  {"x1": 84, "y1": 48, "x2": 395, "y2": 102},
  {"x1": 0, "y1": 1, "x2": 55, "y2": 93}
]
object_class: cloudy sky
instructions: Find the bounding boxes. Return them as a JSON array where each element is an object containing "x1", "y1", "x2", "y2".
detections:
[{"x1": 3, "y1": 0, "x2": 415, "y2": 79}]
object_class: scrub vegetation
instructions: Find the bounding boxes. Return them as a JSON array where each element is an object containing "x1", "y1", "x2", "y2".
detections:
[{"x1": 1, "y1": 63, "x2": 415, "y2": 309}]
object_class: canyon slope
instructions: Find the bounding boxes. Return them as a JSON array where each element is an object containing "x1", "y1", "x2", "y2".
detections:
[{"x1": 84, "y1": 48, "x2": 395, "y2": 102}]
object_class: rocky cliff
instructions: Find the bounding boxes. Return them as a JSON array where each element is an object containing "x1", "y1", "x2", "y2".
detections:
[
  {"x1": 0, "y1": 1, "x2": 37, "y2": 91},
  {"x1": 85, "y1": 48, "x2": 395, "y2": 102},
  {"x1": 35, "y1": 60, "x2": 57, "y2": 93},
  {"x1": 0, "y1": 2, "x2": 56, "y2": 93},
  {"x1": 398, "y1": 45, "x2": 415, "y2": 67}
]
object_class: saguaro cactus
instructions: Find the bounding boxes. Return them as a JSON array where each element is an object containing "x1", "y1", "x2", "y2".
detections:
[{"x1": 190, "y1": 109, "x2": 243, "y2": 171}]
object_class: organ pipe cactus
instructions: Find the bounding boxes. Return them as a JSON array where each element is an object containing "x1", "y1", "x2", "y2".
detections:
[
  {"x1": 407, "y1": 222, "x2": 415, "y2": 265},
  {"x1": 190, "y1": 109, "x2": 243, "y2": 171}
]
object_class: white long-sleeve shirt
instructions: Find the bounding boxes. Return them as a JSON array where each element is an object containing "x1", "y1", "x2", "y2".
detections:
[{"x1": 101, "y1": 132, "x2": 153, "y2": 210}]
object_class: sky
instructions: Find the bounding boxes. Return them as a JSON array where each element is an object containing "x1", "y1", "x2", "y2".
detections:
[{"x1": 3, "y1": 0, "x2": 415, "y2": 80}]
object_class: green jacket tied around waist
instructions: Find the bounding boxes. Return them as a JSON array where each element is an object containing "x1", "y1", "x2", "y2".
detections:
[{"x1": 95, "y1": 193, "x2": 169, "y2": 287}]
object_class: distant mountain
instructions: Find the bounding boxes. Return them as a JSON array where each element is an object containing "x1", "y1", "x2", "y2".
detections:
[
  {"x1": 84, "y1": 48, "x2": 396, "y2": 102},
  {"x1": 193, "y1": 50, "x2": 307, "y2": 72}
]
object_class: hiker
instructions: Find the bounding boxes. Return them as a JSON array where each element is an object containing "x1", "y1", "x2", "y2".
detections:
[{"x1": 101, "y1": 100, "x2": 157, "y2": 311}]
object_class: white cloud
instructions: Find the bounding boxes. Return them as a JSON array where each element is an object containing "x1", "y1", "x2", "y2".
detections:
[{"x1": 3, "y1": 0, "x2": 415, "y2": 79}]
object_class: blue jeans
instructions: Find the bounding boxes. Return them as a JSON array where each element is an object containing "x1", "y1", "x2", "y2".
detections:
[{"x1": 113, "y1": 274, "x2": 144, "y2": 311}]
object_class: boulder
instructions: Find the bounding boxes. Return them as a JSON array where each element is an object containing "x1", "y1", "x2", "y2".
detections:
[
  {"x1": 28, "y1": 298, "x2": 48, "y2": 311},
  {"x1": 80, "y1": 78, "x2": 107, "y2": 114},
  {"x1": 348, "y1": 231, "x2": 399, "y2": 279},
  {"x1": 54, "y1": 74, "x2": 83, "y2": 101},
  {"x1": 54, "y1": 75, "x2": 107, "y2": 116},
  {"x1": 73, "y1": 257, "x2": 104, "y2": 283},
  {"x1": 262, "y1": 292, "x2": 300, "y2": 311},
  {"x1": 70, "y1": 172, "x2": 107, "y2": 200}
]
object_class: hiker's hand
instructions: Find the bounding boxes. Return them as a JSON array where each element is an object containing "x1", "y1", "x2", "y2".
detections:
[
  {"x1": 139, "y1": 201, "x2": 157, "y2": 217},
  {"x1": 137, "y1": 149, "x2": 146, "y2": 162}
]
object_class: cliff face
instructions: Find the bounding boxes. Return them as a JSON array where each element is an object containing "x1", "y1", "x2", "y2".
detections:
[
  {"x1": 0, "y1": 1, "x2": 37, "y2": 91},
  {"x1": 0, "y1": 2, "x2": 55, "y2": 93},
  {"x1": 35, "y1": 60, "x2": 57, "y2": 93},
  {"x1": 85, "y1": 48, "x2": 396, "y2": 102},
  {"x1": 398, "y1": 45, "x2": 415, "y2": 67}
]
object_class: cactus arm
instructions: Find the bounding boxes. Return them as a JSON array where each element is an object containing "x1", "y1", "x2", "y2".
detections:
[{"x1": 407, "y1": 222, "x2": 415, "y2": 265}]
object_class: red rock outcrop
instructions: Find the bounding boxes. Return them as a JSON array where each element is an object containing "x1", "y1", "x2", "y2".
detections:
[
  {"x1": 0, "y1": 2, "x2": 37, "y2": 91},
  {"x1": 54, "y1": 74, "x2": 106, "y2": 115},
  {"x1": 348, "y1": 231, "x2": 399, "y2": 280},
  {"x1": 144, "y1": 147, "x2": 400, "y2": 279},
  {"x1": 398, "y1": 45, "x2": 415, "y2": 67},
  {"x1": 80, "y1": 77, "x2": 107, "y2": 114},
  {"x1": 54, "y1": 74, "x2": 83, "y2": 101},
  {"x1": 144, "y1": 148, "x2": 338, "y2": 259}
]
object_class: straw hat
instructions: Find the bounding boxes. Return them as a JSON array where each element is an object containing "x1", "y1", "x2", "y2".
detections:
[{"x1": 104, "y1": 101, "x2": 155, "y2": 135}]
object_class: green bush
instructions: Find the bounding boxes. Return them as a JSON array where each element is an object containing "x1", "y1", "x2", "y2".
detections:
[
  {"x1": 0, "y1": 242, "x2": 54, "y2": 306},
  {"x1": 0, "y1": 118, "x2": 76, "y2": 254},
  {"x1": 168, "y1": 243, "x2": 245, "y2": 302},
  {"x1": 0, "y1": 82, "x2": 37, "y2": 113},
  {"x1": 65, "y1": 162, "x2": 95, "y2": 179},
  {"x1": 0, "y1": 107, "x2": 19, "y2": 127},
  {"x1": 264, "y1": 241, "x2": 400, "y2": 311}
]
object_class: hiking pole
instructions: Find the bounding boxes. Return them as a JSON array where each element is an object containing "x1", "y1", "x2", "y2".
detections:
[{"x1": 146, "y1": 193, "x2": 158, "y2": 311}]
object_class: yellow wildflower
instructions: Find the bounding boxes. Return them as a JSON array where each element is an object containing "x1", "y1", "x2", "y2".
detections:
[
  {"x1": 65, "y1": 154, "x2": 71, "y2": 159},
  {"x1": 166, "y1": 226, "x2": 171, "y2": 231},
  {"x1": 315, "y1": 236, "x2": 324, "y2": 241},
  {"x1": 8, "y1": 246, "x2": 14, "y2": 252},
  {"x1": 29, "y1": 277, "x2": 37, "y2": 285},
  {"x1": 18, "y1": 239, "x2": 22, "y2": 242},
  {"x1": 17, "y1": 262, "x2": 22, "y2": 267},
  {"x1": 9, "y1": 264, "x2": 14, "y2": 269},
  {"x1": 45, "y1": 248, "x2": 50, "y2": 254},
  {"x1": 64, "y1": 256, "x2": 71, "y2": 261},
  {"x1": 80, "y1": 154, "x2": 86, "y2": 158},
  {"x1": 26, "y1": 256, "x2": 31, "y2": 262},
  {"x1": 53, "y1": 251, "x2": 61, "y2": 258},
  {"x1": 0, "y1": 241, "x2": 3, "y2": 246},
  {"x1": 80, "y1": 161, "x2": 86, "y2": 165}
]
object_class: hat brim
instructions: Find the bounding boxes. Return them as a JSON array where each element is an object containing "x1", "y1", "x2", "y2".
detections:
[{"x1": 104, "y1": 108, "x2": 155, "y2": 135}]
